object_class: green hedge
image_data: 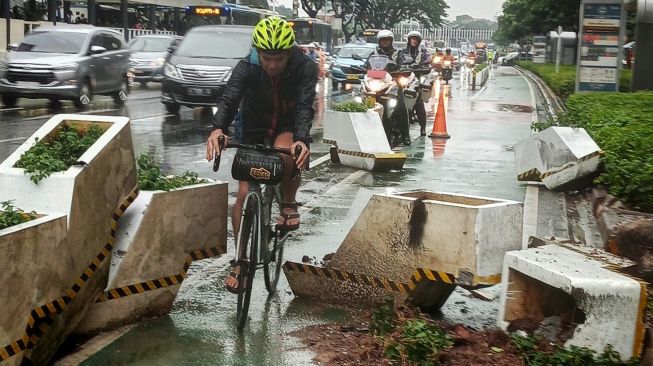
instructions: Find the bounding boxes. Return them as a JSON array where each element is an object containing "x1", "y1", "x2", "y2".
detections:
[
  {"x1": 333, "y1": 101, "x2": 369, "y2": 112},
  {"x1": 517, "y1": 61, "x2": 633, "y2": 98},
  {"x1": 561, "y1": 92, "x2": 653, "y2": 211},
  {"x1": 475, "y1": 63, "x2": 487, "y2": 72}
]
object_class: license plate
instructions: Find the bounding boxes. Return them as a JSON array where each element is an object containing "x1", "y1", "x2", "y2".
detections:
[
  {"x1": 346, "y1": 74, "x2": 359, "y2": 80},
  {"x1": 188, "y1": 87, "x2": 211, "y2": 96},
  {"x1": 365, "y1": 96, "x2": 376, "y2": 108},
  {"x1": 16, "y1": 81, "x2": 40, "y2": 88}
]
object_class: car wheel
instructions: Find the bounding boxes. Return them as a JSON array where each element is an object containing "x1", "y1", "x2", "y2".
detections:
[
  {"x1": 165, "y1": 103, "x2": 181, "y2": 114},
  {"x1": 1, "y1": 95, "x2": 18, "y2": 108},
  {"x1": 74, "y1": 81, "x2": 92, "y2": 109},
  {"x1": 113, "y1": 78, "x2": 129, "y2": 106}
]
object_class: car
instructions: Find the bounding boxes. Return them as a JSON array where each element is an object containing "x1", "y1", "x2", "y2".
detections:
[
  {"x1": 0, "y1": 25, "x2": 131, "y2": 108},
  {"x1": 500, "y1": 52, "x2": 519, "y2": 66},
  {"x1": 328, "y1": 42, "x2": 377, "y2": 89},
  {"x1": 129, "y1": 35, "x2": 183, "y2": 86},
  {"x1": 161, "y1": 25, "x2": 252, "y2": 114}
]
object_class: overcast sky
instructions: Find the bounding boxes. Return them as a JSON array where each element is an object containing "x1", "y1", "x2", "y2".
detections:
[{"x1": 276, "y1": 0, "x2": 506, "y2": 21}]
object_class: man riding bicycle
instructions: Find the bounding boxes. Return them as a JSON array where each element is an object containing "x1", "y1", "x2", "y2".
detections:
[{"x1": 206, "y1": 16, "x2": 317, "y2": 293}]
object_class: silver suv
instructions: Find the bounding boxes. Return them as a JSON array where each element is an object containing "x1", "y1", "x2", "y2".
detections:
[{"x1": 0, "y1": 26, "x2": 130, "y2": 108}]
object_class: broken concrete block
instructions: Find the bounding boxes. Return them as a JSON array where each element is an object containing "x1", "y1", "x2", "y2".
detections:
[
  {"x1": 284, "y1": 190, "x2": 523, "y2": 313},
  {"x1": 74, "y1": 181, "x2": 228, "y2": 335},
  {"x1": 498, "y1": 243, "x2": 646, "y2": 361},
  {"x1": 323, "y1": 108, "x2": 407, "y2": 171},
  {"x1": 514, "y1": 126, "x2": 602, "y2": 190},
  {"x1": 613, "y1": 219, "x2": 653, "y2": 282},
  {"x1": 0, "y1": 114, "x2": 137, "y2": 365},
  {"x1": 0, "y1": 214, "x2": 67, "y2": 366}
]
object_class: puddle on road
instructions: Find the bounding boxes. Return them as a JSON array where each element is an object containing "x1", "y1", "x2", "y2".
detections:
[{"x1": 469, "y1": 101, "x2": 533, "y2": 113}]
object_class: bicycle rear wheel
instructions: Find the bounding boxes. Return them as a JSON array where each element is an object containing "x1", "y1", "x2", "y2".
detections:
[
  {"x1": 236, "y1": 195, "x2": 259, "y2": 332},
  {"x1": 263, "y1": 189, "x2": 283, "y2": 294}
]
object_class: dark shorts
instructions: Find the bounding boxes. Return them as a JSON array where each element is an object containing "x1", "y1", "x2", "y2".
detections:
[{"x1": 239, "y1": 125, "x2": 294, "y2": 145}]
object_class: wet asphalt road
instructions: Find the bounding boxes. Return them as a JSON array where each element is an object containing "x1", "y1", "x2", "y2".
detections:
[{"x1": 1, "y1": 67, "x2": 536, "y2": 365}]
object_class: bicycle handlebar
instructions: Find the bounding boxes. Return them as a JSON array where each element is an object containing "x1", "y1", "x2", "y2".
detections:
[{"x1": 212, "y1": 135, "x2": 303, "y2": 173}]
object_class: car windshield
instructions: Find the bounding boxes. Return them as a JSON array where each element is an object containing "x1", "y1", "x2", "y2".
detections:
[
  {"x1": 338, "y1": 46, "x2": 374, "y2": 58},
  {"x1": 175, "y1": 30, "x2": 250, "y2": 58},
  {"x1": 17, "y1": 31, "x2": 86, "y2": 54},
  {"x1": 130, "y1": 37, "x2": 171, "y2": 52}
]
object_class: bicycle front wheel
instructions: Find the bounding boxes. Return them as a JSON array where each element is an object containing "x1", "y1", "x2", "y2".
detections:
[
  {"x1": 236, "y1": 195, "x2": 259, "y2": 332},
  {"x1": 263, "y1": 189, "x2": 283, "y2": 294}
]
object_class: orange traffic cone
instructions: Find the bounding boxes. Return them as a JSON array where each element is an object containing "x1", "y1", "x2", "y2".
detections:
[{"x1": 429, "y1": 85, "x2": 450, "y2": 138}]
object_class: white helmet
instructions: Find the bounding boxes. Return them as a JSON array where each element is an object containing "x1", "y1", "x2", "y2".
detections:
[
  {"x1": 407, "y1": 30, "x2": 422, "y2": 43},
  {"x1": 376, "y1": 30, "x2": 394, "y2": 42}
]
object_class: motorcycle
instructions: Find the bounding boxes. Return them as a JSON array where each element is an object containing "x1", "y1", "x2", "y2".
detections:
[
  {"x1": 441, "y1": 59, "x2": 453, "y2": 85},
  {"x1": 403, "y1": 57, "x2": 435, "y2": 125},
  {"x1": 352, "y1": 54, "x2": 411, "y2": 147}
]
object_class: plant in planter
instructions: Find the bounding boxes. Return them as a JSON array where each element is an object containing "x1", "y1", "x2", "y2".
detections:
[
  {"x1": 332, "y1": 100, "x2": 369, "y2": 112},
  {"x1": 0, "y1": 200, "x2": 38, "y2": 230},
  {"x1": 14, "y1": 123, "x2": 105, "y2": 183},
  {"x1": 137, "y1": 152, "x2": 208, "y2": 191}
]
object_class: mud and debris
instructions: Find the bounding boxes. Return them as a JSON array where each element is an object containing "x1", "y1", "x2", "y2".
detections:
[{"x1": 301, "y1": 253, "x2": 336, "y2": 266}]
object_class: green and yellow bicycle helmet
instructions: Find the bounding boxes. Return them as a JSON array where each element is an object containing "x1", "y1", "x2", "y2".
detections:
[{"x1": 252, "y1": 16, "x2": 295, "y2": 52}]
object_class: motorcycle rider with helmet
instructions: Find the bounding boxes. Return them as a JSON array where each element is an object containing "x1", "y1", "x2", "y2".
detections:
[
  {"x1": 365, "y1": 29, "x2": 403, "y2": 71},
  {"x1": 404, "y1": 30, "x2": 429, "y2": 136}
]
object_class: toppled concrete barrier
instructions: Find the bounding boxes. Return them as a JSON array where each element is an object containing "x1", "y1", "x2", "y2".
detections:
[
  {"x1": 74, "y1": 182, "x2": 228, "y2": 335},
  {"x1": 0, "y1": 214, "x2": 67, "y2": 366},
  {"x1": 284, "y1": 190, "x2": 522, "y2": 313},
  {"x1": 515, "y1": 127, "x2": 602, "y2": 189},
  {"x1": 0, "y1": 114, "x2": 137, "y2": 365},
  {"x1": 324, "y1": 108, "x2": 407, "y2": 171},
  {"x1": 498, "y1": 241, "x2": 646, "y2": 361}
]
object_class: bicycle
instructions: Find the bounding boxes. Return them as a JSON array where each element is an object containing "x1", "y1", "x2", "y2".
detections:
[{"x1": 213, "y1": 135, "x2": 301, "y2": 331}]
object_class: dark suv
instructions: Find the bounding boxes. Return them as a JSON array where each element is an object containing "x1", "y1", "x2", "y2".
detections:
[
  {"x1": 161, "y1": 25, "x2": 253, "y2": 114},
  {"x1": 0, "y1": 26, "x2": 130, "y2": 108}
]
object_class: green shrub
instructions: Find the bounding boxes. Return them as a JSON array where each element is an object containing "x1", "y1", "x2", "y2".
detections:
[
  {"x1": 137, "y1": 152, "x2": 208, "y2": 191},
  {"x1": 0, "y1": 201, "x2": 38, "y2": 231},
  {"x1": 15, "y1": 123, "x2": 105, "y2": 183},
  {"x1": 561, "y1": 92, "x2": 653, "y2": 211},
  {"x1": 332, "y1": 100, "x2": 369, "y2": 112},
  {"x1": 384, "y1": 319, "x2": 453, "y2": 365},
  {"x1": 475, "y1": 63, "x2": 487, "y2": 72}
]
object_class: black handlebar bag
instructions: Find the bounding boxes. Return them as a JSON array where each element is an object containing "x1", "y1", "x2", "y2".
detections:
[{"x1": 231, "y1": 146, "x2": 285, "y2": 185}]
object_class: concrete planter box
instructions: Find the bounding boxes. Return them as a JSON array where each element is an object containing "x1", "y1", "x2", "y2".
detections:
[
  {"x1": 0, "y1": 214, "x2": 67, "y2": 366},
  {"x1": 498, "y1": 243, "x2": 646, "y2": 361},
  {"x1": 0, "y1": 114, "x2": 137, "y2": 365},
  {"x1": 324, "y1": 108, "x2": 406, "y2": 171},
  {"x1": 285, "y1": 190, "x2": 522, "y2": 311},
  {"x1": 75, "y1": 181, "x2": 228, "y2": 335}
]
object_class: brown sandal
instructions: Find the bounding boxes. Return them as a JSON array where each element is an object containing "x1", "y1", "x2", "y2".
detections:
[
  {"x1": 277, "y1": 202, "x2": 300, "y2": 231},
  {"x1": 225, "y1": 268, "x2": 246, "y2": 294}
]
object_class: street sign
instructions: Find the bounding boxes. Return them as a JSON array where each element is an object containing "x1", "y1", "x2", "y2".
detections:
[{"x1": 575, "y1": 0, "x2": 626, "y2": 92}]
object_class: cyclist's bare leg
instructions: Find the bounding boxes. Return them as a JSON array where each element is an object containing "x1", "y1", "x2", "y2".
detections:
[
  {"x1": 225, "y1": 181, "x2": 249, "y2": 290},
  {"x1": 274, "y1": 132, "x2": 300, "y2": 228}
]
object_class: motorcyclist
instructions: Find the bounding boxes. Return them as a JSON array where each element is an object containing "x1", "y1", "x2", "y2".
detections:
[
  {"x1": 441, "y1": 48, "x2": 455, "y2": 84},
  {"x1": 365, "y1": 30, "x2": 403, "y2": 71},
  {"x1": 404, "y1": 30, "x2": 429, "y2": 136}
]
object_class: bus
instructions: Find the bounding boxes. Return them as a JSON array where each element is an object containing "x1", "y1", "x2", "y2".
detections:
[
  {"x1": 288, "y1": 18, "x2": 333, "y2": 52},
  {"x1": 180, "y1": 5, "x2": 281, "y2": 35}
]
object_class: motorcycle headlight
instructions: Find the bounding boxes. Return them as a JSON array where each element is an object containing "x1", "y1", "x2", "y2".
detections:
[
  {"x1": 432, "y1": 57, "x2": 441, "y2": 65},
  {"x1": 150, "y1": 57, "x2": 165, "y2": 67},
  {"x1": 388, "y1": 99, "x2": 397, "y2": 108},
  {"x1": 354, "y1": 96, "x2": 362, "y2": 103},
  {"x1": 164, "y1": 63, "x2": 181, "y2": 79},
  {"x1": 368, "y1": 79, "x2": 386, "y2": 93},
  {"x1": 398, "y1": 76, "x2": 410, "y2": 87},
  {"x1": 53, "y1": 62, "x2": 78, "y2": 70},
  {"x1": 444, "y1": 61, "x2": 452, "y2": 67},
  {"x1": 420, "y1": 76, "x2": 426, "y2": 84}
]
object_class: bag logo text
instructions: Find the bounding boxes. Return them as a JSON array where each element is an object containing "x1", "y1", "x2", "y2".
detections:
[{"x1": 250, "y1": 167, "x2": 271, "y2": 180}]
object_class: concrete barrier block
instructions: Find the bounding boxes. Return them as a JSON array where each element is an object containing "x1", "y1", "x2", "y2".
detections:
[
  {"x1": 0, "y1": 114, "x2": 137, "y2": 364},
  {"x1": 498, "y1": 243, "x2": 646, "y2": 360},
  {"x1": 324, "y1": 109, "x2": 407, "y2": 171},
  {"x1": 0, "y1": 214, "x2": 67, "y2": 366},
  {"x1": 515, "y1": 127, "x2": 602, "y2": 189},
  {"x1": 285, "y1": 190, "x2": 522, "y2": 311},
  {"x1": 74, "y1": 181, "x2": 228, "y2": 335}
]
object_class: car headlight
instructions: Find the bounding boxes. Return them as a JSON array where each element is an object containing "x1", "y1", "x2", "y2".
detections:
[
  {"x1": 368, "y1": 79, "x2": 386, "y2": 92},
  {"x1": 53, "y1": 62, "x2": 78, "y2": 70},
  {"x1": 398, "y1": 76, "x2": 410, "y2": 87},
  {"x1": 164, "y1": 63, "x2": 181, "y2": 79},
  {"x1": 150, "y1": 57, "x2": 165, "y2": 67}
]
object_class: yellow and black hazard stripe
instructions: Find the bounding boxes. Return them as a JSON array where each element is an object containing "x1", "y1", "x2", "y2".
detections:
[
  {"x1": 95, "y1": 245, "x2": 226, "y2": 302},
  {"x1": 0, "y1": 188, "x2": 139, "y2": 361},
  {"x1": 409, "y1": 268, "x2": 456, "y2": 288},
  {"x1": 539, "y1": 151, "x2": 604, "y2": 179},
  {"x1": 336, "y1": 149, "x2": 375, "y2": 159},
  {"x1": 323, "y1": 138, "x2": 337, "y2": 145},
  {"x1": 517, "y1": 168, "x2": 541, "y2": 182},
  {"x1": 283, "y1": 261, "x2": 413, "y2": 293}
]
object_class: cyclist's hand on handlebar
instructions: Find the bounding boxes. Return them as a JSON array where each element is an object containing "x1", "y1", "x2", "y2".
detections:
[
  {"x1": 206, "y1": 129, "x2": 228, "y2": 161},
  {"x1": 291, "y1": 141, "x2": 309, "y2": 170}
]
